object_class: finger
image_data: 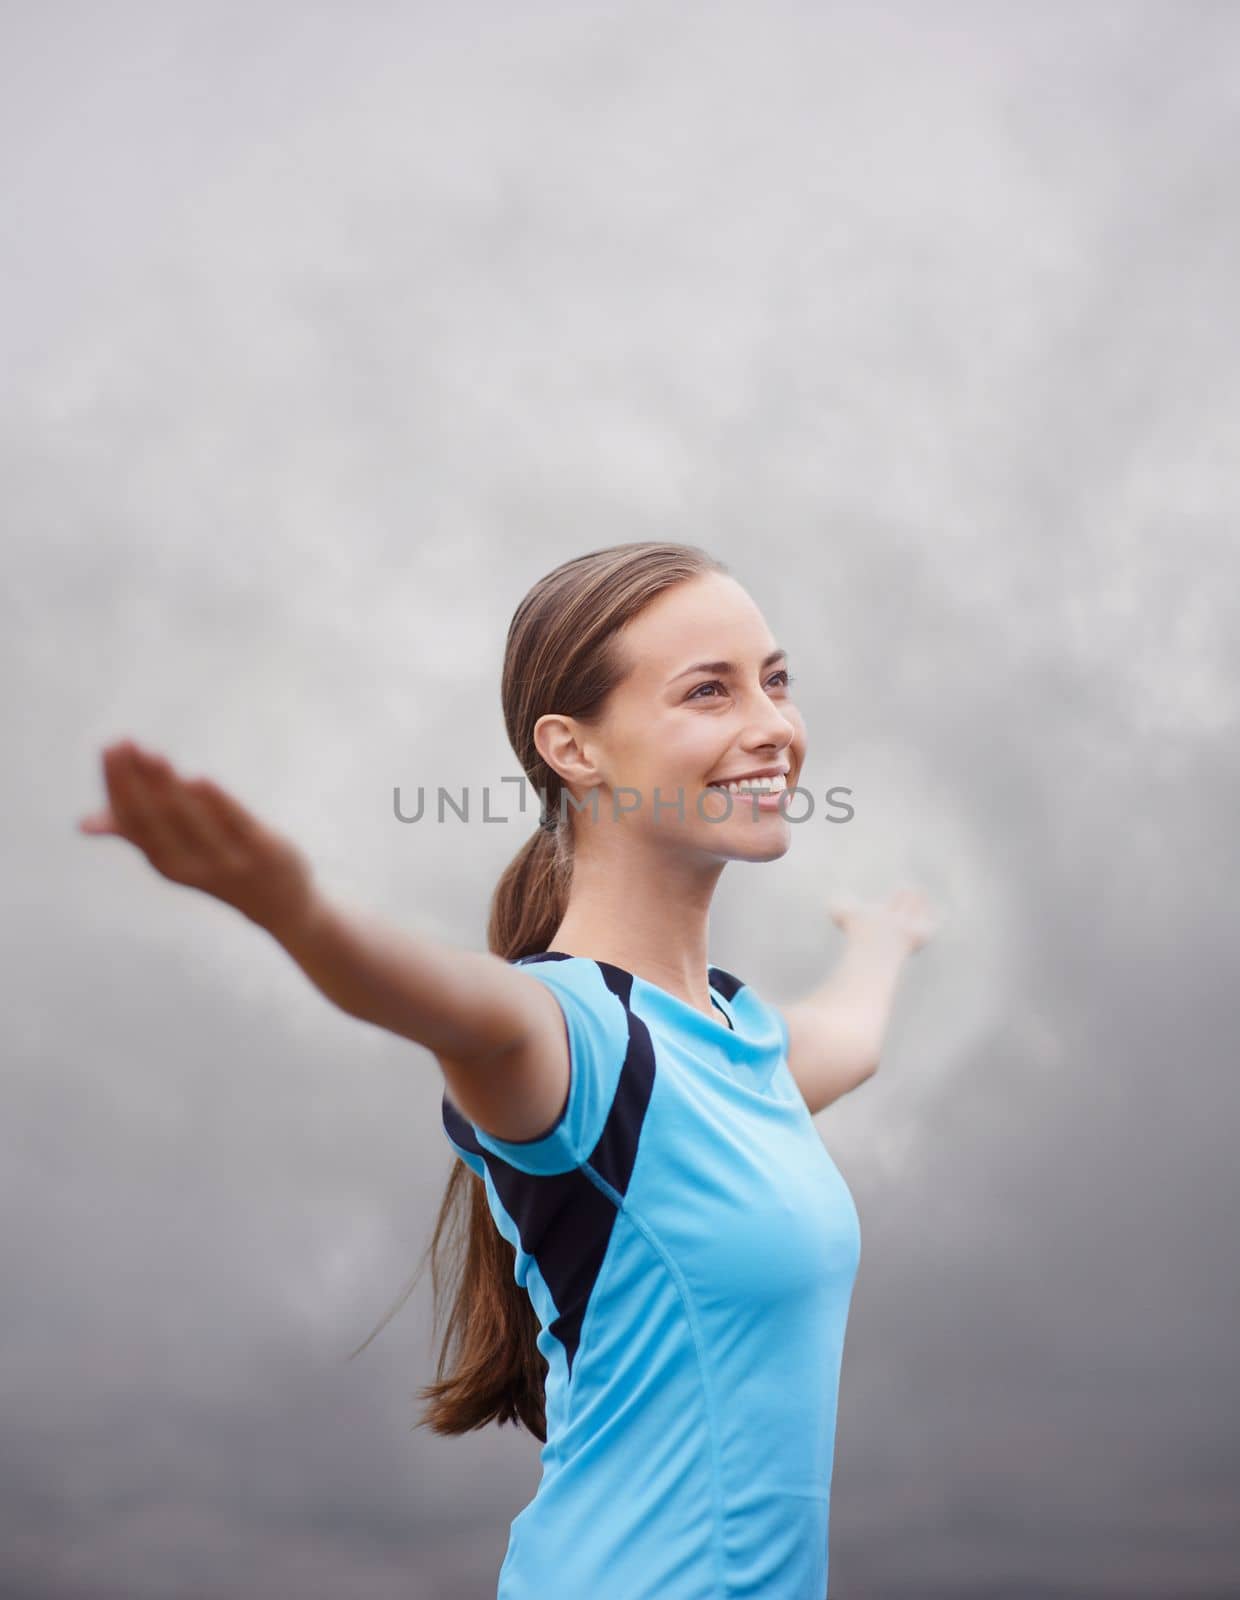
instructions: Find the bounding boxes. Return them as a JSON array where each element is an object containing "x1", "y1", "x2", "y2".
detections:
[
  {"x1": 78, "y1": 808, "x2": 121, "y2": 836},
  {"x1": 185, "y1": 775, "x2": 262, "y2": 849},
  {"x1": 103, "y1": 743, "x2": 154, "y2": 840},
  {"x1": 105, "y1": 744, "x2": 192, "y2": 867},
  {"x1": 129, "y1": 748, "x2": 222, "y2": 859},
  {"x1": 80, "y1": 740, "x2": 137, "y2": 837}
]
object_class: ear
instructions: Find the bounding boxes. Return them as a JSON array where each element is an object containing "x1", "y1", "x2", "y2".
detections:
[{"x1": 533, "y1": 713, "x2": 604, "y2": 790}]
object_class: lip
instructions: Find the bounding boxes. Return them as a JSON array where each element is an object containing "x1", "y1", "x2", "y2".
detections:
[{"x1": 705, "y1": 764, "x2": 790, "y2": 786}]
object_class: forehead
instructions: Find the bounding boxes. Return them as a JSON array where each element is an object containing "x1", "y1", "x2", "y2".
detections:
[{"x1": 617, "y1": 573, "x2": 774, "y2": 682}]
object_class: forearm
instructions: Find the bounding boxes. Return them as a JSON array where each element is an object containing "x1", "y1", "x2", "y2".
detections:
[
  {"x1": 800, "y1": 922, "x2": 914, "y2": 1066},
  {"x1": 273, "y1": 887, "x2": 529, "y2": 1062}
]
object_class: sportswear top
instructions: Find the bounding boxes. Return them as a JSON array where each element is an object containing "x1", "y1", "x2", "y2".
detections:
[{"x1": 441, "y1": 951, "x2": 862, "y2": 1600}]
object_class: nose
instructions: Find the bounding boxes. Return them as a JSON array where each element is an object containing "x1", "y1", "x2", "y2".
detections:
[{"x1": 741, "y1": 693, "x2": 797, "y2": 758}]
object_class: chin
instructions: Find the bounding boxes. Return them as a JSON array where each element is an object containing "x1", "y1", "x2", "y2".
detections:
[
  {"x1": 744, "y1": 834, "x2": 793, "y2": 864},
  {"x1": 707, "y1": 822, "x2": 794, "y2": 865}
]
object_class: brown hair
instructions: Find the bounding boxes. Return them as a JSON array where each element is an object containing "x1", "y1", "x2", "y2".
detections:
[{"x1": 349, "y1": 541, "x2": 729, "y2": 1439}]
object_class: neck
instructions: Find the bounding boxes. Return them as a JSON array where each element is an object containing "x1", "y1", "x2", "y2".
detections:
[{"x1": 548, "y1": 827, "x2": 725, "y2": 1015}]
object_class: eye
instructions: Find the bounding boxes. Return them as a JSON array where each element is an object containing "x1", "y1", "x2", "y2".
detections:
[{"x1": 687, "y1": 669, "x2": 795, "y2": 701}]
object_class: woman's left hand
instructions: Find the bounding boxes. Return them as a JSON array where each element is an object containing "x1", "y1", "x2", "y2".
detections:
[{"x1": 827, "y1": 886, "x2": 939, "y2": 954}]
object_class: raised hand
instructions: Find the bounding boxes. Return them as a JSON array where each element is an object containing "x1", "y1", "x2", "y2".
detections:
[
  {"x1": 826, "y1": 886, "x2": 938, "y2": 954},
  {"x1": 78, "y1": 739, "x2": 316, "y2": 941}
]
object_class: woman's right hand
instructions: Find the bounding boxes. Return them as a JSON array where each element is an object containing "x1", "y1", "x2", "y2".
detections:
[{"x1": 78, "y1": 739, "x2": 317, "y2": 942}]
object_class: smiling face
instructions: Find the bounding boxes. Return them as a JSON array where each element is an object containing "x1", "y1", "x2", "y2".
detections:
[{"x1": 535, "y1": 571, "x2": 807, "y2": 863}]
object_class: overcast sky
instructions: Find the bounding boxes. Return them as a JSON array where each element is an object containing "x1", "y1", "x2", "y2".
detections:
[{"x1": 5, "y1": 1, "x2": 1239, "y2": 1595}]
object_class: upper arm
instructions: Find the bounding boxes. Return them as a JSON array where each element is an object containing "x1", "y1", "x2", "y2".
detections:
[
  {"x1": 777, "y1": 999, "x2": 878, "y2": 1117},
  {"x1": 438, "y1": 975, "x2": 570, "y2": 1145},
  {"x1": 440, "y1": 958, "x2": 631, "y2": 1175}
]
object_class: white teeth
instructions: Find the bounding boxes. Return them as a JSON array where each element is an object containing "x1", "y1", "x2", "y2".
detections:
[{"x1": 707, "y1": 773, "x2": 787, "y2": 795}]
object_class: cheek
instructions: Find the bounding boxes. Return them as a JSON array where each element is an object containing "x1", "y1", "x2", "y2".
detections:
[
  {"x1": 678, "y1": 724, "x2": 728, "y2": 774},
  {"x1": 614, "y1": 722, "x2": 699, "y2": 786}
]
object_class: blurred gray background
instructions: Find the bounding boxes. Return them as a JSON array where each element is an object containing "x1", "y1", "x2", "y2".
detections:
[{"x1": 6, "y1": 1, "x2": 1238, "y2": 1595}]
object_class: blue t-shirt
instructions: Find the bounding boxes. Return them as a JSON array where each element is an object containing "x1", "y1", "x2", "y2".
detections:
[{"x1": 441, "y1": 952, "x2": 862, "y2": 1600}]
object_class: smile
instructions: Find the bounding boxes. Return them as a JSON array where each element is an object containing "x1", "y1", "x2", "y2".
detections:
[{"x1": 705, "y1": 774, "x2": 788, "y2": 795}]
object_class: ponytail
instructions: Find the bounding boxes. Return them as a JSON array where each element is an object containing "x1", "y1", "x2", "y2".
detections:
[{"x1": 352, "y1": 541, "x2": 727, "y2": 1438}]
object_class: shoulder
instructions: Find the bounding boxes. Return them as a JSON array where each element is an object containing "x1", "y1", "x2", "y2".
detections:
[
  {"x1": 443, "y1": 953, "x2": 636, "y2": 1175},
  {"x1": 514, "y1": 952, "x2": 639, "y2": 1013}
]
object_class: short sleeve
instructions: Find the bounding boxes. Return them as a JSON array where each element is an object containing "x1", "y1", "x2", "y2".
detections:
[
  {"x1": 463, "y1": 956, "x2": 630, "y2": 1177},
  {"x1": 773, "y1": 1003, "x2": 790, "y2": 1056}
]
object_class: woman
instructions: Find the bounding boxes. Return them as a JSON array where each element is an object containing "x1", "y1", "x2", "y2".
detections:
[{"x1": 79, "y1": 541, "x2": 934, "y2": 1598}]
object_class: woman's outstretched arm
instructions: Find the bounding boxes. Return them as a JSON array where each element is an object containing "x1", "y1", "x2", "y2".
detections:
[
  {"x1": 78, "y1": 739, "x2": 570, "y2": 1138},
  {"x1": 777, "y1": 888, "x2": 938, "y2": 1117}
]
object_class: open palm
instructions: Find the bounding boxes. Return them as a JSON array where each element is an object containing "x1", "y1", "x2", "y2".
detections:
[{"x1": 79, "y1": 739, "x2": 314, "y2": 939}]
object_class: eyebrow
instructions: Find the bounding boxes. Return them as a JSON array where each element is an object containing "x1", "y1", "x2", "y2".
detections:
[{"x1": 669, "y1": 647, "x2": 788, "y2": 683}]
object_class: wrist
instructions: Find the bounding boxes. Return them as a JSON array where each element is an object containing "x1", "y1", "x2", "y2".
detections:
[{"x1": 261, "y1": 872, "x2": 327, "y2": 954}]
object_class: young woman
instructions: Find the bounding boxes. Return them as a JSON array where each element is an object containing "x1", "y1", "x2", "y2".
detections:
[{"x1": 79, "y1": 541, "x2": 934, "y2": 1598}]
